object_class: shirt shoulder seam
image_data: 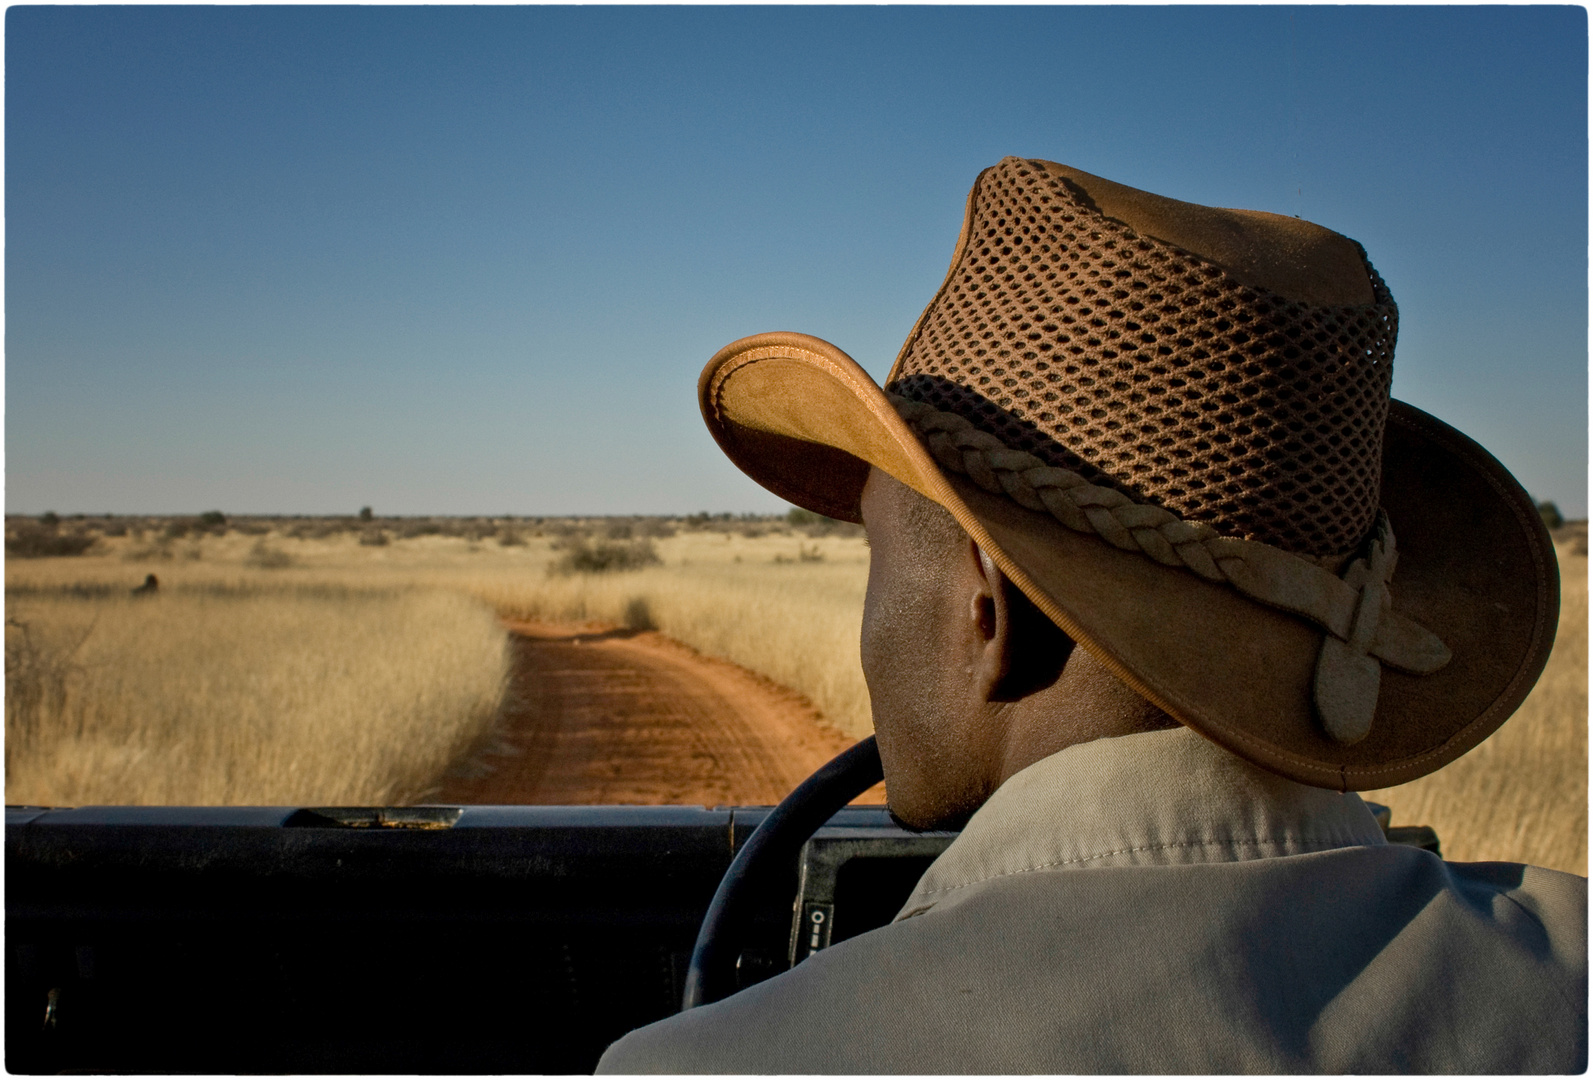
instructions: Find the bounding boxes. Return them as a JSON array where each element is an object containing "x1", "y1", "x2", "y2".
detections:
[{"x1": 908, "y1": 835, "x2": 1381, "y2": 898}]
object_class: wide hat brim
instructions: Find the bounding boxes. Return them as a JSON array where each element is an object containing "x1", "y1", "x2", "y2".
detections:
[{"x1": 700, "y1": 331, "x2": 1560, "y2": 791}]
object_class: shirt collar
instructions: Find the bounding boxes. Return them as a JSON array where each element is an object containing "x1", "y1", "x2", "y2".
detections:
[{"x1": 900, "y1": 727, "x2": 1386, "y2": 912}]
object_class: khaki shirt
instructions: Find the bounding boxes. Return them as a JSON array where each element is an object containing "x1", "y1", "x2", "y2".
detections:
[{"x1": 599, "y1": 728, "x2": 1587, "y2": 1073}]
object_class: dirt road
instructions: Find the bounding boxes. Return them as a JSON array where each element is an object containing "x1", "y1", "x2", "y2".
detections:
[{"x1": 431, "y1": 622, "x2": 886, "y2": 806}]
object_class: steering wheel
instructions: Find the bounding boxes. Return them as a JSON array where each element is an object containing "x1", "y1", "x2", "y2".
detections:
[{"x1": 680, "y1": 736, "x2": 884, "y2": 1010}]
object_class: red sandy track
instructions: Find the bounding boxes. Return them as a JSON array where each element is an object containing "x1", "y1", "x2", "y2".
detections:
[{"x1": 430, "y1": 622, "x2": 886, "y2": 807}]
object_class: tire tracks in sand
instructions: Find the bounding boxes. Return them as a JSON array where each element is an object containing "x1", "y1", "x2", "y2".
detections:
[{"x1": 430, "y1": 622, "x2": 886, "y2": 806}]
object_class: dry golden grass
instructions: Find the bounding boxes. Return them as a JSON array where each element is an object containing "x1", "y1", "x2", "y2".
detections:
[
  {"x1": 6, "y1": 586, "x2": 508, "y2": 805},
  {"x1": 5, "y1": 525, "x2": 873, "y2": 805},
  {"x1": 1362, "y1": 534, "x2": 1587, "y2": 876},
  {"x1": 8, "y1": 518, "x2": 1586, "y2": 878},
  {"x1": 8, "y1": 525, "x2": 878, "y2": 739}
]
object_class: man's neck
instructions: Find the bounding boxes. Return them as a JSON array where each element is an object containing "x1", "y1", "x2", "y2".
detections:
[{"x1": 993, "y1": 651, "x2": 1181, "y2": 789}]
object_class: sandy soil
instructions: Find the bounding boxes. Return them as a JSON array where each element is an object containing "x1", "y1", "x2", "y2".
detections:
[{"x1": 430, "y1": 621, "x2": 886, "y2": 806}]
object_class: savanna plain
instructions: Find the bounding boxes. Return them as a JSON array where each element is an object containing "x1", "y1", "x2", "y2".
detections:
[{"x1": 5, "y1": 512, "x2": 1586, "y2": 875}]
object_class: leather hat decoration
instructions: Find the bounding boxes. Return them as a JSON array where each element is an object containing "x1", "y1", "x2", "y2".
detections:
[{"x1": 699, "y1": 157, "x2": 1559, "y2": 791}]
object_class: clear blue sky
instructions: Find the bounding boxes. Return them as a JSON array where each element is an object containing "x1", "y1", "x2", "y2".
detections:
[{"x1": 6, "y1": 6, "x2": 1587, "y2": 518}]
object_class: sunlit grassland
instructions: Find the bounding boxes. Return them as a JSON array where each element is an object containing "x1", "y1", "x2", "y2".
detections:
[
  {"x1": 5, "y1": 584, "x2": 509, "y2": 806},
  {"x1": 7, "y1": 525, "x2": 877, "y2": 740},
  {"x1": 6, "y1": 521, "x2": 1586, "y2": 877},
  {"x1": 4, "y1": 524, "x2": 874, "y2": 806}
]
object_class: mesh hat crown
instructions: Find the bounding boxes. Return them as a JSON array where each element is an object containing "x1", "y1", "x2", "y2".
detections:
[{"x1": 889, "y1": 157, "x2": 1397, "y2": 557}]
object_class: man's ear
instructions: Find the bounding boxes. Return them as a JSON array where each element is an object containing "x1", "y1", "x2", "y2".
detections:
[
  {"x1": 968, "y1": 544, "x2": 1013, "y2": 702},
  {"x1": 970, "y1": 543, "x2": 1075, "y2": 703}
]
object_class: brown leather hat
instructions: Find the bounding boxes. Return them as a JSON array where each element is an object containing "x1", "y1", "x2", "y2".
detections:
[{"x1": 699, "y1": 157, "x2": 1559, "y2": 791}]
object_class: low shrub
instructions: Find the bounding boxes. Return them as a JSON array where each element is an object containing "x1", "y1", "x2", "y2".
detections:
[
  {"x1": 786, "y1": 507, "x2": 830, "y2": 527},
  {"x1": 623, "y1": 596, "x2": 657, "y2": 631},
  {"x1": 288, "y1": 522, "x2": 344, "y2": 540},
  {"x1": 6, "y1": 525, "x2": 98, "y2": 559},
  {"x1": 245, "y1": 541, "x2": 294, "y2": 569},
  {"x1": 551, "y1": 538, "x2": 661, "y2": 575}
]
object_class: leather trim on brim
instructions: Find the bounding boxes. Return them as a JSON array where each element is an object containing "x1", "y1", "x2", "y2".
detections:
[{"x1": 699, "y1": 332, "x2": 1560, "y2": 791}]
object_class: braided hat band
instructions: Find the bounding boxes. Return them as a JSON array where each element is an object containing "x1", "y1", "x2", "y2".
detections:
[{"x1": 888, "y1": 392, "x2": 1450, "y2": 746}]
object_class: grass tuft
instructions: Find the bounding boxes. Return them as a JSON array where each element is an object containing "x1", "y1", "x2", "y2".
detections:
[{"x1": 4, "y1": 588, "x2": 507, "y2": 806}]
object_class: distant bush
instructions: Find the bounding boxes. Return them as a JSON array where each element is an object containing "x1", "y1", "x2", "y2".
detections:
[
  {"x1": 6, "y1": 525, "x2": 98, "y2": 559},
  {"x1": 198, "y1": 511, "x2": 227, "y2": 529},
  {"x1": 497, "y1": 528, "x2": 527, "y2": 547},
  {"x1": 786, "y1": 507, "x2": 831, "y2": 527},
  {"x1": 623, "y1": 596, "x2": 657, "y2": 631},
  {"x1": 245, "y1": 541, "x2": 294, "y2": 570},
  {"x1": 544, "y1": 521, "x2": 588, "y2": 544},
  {"x1": 1539, "y1": 501, "x2": 1565, "y2": 530},
  {"x1": 635, "y1": 518, "x2": 678, "y2": 539},
  {"x1": 288, "y1": 521, "x2": 343, "y2": 540},
  {"x1": 551, "y1": 538, "x2": 661, "y2": 575},
  {"x1": 358, "y1": 528, "x2": 390, "y2": 547},
  {"x1": 359, "y1": 506, "x2": 374, "y2": 522},
  {"x1": 684, "y1": 512, "x2": 738, "y2": 531}
]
